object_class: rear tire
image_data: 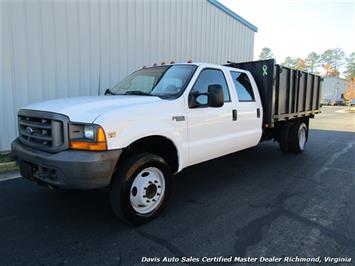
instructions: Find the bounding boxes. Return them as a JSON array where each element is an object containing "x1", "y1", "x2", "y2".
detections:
[
  {"x1": 109, "y1": 153, "x2": 172, "y2": 225},
  {"x1": 288, "y1": 121, "x2": 308, "y2": 153},
  {"x1": 279, "y1": 123, "x2": 291, "y2": 153}
]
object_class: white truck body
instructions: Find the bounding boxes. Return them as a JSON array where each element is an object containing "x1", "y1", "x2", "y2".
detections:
[
  {"x1": 12, "y1": 61, "x2": 320, "y2": 224},
  {"x1": 23, "y1": 63, "x2": 263, "y2": 172}
]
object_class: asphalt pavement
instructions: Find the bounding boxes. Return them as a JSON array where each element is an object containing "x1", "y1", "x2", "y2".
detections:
[{"x1": 1, "y1": 106, "x2": 354, "y2": 265}]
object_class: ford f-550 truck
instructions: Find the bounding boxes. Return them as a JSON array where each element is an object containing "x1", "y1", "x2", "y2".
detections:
[{"x1": 12, "y1": 59, "x2": 322, "y2": 224}]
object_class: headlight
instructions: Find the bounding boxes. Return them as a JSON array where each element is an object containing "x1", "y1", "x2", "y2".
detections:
[
  {"x1": 84, "y1": 125, "x2": 95, "y2": 139},
  {"x1": 69, "y1": 123, "x2": 107, "y2": 151}
]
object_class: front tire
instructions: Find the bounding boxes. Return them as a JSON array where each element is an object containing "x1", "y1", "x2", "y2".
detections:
[{"x1": 109, "y1": 153, "x2": 172, "y2": 225}]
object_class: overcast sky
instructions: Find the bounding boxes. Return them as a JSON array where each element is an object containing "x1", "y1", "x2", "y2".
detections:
[{"x1": 219, "y1": 0, "x2": 354, "y2": 63}]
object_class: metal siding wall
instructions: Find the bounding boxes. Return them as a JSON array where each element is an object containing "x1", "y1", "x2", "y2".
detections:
[{"x1": 0, "y1": 0, "x2": 255, "y2": 151}]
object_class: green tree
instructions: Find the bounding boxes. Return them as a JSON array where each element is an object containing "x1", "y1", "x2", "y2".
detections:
[
  {"x1": 304, "y1": 52, "x2": 320, "y2": 73},
  {"x1": 344, "y1": 52, "x2": 355, "y2": 80},
  {"x1": 320, "y1": 48, "x2": 345, "y2": 75},
  {"x1": 259, "y1": 47, "x2": 273, "y2": 60},
  {"x1": 282, "y1": 56, "x2": 297, "y2": 68}
]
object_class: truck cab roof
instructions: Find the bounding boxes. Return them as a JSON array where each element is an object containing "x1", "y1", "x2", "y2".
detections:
[{"x1": 147, "y1": 62, "x2": 250, "y2": 74}]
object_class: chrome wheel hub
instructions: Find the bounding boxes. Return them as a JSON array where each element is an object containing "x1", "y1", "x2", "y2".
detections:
[
  {"x1": 299, "y1": 126, "x2": 306, "y2": 150},
  {"x1": 130, "y1": 167, "x2": 165, "y2": 214}
]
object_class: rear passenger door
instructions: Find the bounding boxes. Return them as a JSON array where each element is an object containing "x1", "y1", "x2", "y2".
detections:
[{"x1": 229, "y1": 71, "x2": 262, "y2": 149}]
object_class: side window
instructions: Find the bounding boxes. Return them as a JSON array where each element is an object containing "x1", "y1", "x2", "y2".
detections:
[
  {"x1": 191, "y1": 69, "x2": 231, "y2": 105},
  {"x1": 230, "y1": 71, "x2": 255, "y2": 102}
]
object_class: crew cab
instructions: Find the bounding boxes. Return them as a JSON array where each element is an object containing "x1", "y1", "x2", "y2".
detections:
[{"x1": 12, "y1": 59, "x2": 322, "y2": 224}]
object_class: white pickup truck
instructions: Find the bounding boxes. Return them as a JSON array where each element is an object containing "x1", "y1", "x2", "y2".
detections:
[{"x1": 12, "y1": 59, "x2": 322, "y2": 224}]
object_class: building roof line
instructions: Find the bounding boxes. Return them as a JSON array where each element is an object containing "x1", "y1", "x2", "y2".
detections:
[{"x1": 207, "y1": 0, "x2": 258, "y2": 32}]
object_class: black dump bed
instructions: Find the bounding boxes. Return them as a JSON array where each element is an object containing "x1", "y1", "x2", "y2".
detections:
[{"x1": 226, "y1": 59, "x2": 322, "y2": 128}]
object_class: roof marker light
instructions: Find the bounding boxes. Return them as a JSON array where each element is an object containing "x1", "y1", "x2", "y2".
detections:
[
  {"x1": 153, "y1": 63, "x2": 158, "y2": 66},
  {"x1": 161, "y1": 62, "x2": 166, "y2": 65},
  {"x1": 170, "y1": 60, "x2": 175, "y2": 64},
  {"x1": 187, "y1": 59, "x2": 192, "y2": 63}
]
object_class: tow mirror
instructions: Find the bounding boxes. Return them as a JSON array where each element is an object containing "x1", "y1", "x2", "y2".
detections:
[
  {"x1": 207, "y1": 84, "x2": 224, "y2": 107},
  {"x1": 188, "y1": 84, "x2": 224, "y2": 108}
]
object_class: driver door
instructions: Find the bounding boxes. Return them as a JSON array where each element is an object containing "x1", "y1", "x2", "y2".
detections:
[{"x1": 187, "y1": 68, "x2": 237, "y2": 166}]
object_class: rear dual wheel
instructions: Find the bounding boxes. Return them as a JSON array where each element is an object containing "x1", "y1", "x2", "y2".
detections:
[
  {"x1": 289, "y1": 121, "x2": 307, "y2": 153},
  {"x1": 279, "y1": 120, "x2": 308, "y2": 153}
]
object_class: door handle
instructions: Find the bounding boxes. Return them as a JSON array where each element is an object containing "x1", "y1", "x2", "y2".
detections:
[
  {"x1": 232, "y1": 109, "x2": 237, "y2": 121},
  {"x1": 257, "y1": 108, "x2": 260, "y2": 118}
]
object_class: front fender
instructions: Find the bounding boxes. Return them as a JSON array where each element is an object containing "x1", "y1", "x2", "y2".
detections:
[{"x1": 100, "y1": 120, "x2": 188, "y2": 172}]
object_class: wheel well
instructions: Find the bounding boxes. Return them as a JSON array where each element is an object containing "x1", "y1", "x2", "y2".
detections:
[{"x1": 120, "y1": 136, "x2": 179, "y2": 173}]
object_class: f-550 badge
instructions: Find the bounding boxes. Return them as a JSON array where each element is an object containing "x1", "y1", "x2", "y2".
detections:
[{"x1": 172, "y1": 116, "x2": 185, "y2": 122}]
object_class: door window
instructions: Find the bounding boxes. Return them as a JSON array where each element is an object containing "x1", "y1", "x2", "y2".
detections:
[
  {"x1": 190, "y1": 69, "x2": 230, "y2": 105},
  {"x1": 230, "y1": 71, "x2": 255, "y2": 102}
]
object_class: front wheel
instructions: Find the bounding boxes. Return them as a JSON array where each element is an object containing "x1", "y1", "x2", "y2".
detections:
[{"x1": 109, "y1": 153, "x2": 172, "y2": 225}]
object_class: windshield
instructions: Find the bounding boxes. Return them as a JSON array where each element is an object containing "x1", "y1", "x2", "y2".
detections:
[{"x1": 110, "y1": 65, "x2": 197, "y2": 98}]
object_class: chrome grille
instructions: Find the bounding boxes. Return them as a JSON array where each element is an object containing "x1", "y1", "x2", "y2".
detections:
[{"x1": 18, "y1": 110, "x2": 69, "y2": 152}]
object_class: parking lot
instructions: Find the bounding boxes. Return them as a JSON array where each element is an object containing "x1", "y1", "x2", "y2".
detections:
[{"x1": 1, "y1": 106, "x2": 354, "y2": 265}]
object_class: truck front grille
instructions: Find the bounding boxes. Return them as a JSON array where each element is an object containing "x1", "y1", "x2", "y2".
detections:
[{"x1": 18, "y1": 110, "x2": 69, "y2": 153}]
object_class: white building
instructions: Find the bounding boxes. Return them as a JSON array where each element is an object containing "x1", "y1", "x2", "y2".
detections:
[
  {"x1": 322, "y1": 77, "x2": 348, "y2": 105},
  {"x1": 0, "y1": 0, "x2": 257, "y2": 151}
]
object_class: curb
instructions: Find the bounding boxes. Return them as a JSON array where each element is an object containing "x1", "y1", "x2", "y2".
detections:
[
  {"x1": 336, "y1": 109, "x2": 355, "y2": 113},
  {"x1": 0, "y1": 170, "x2": 21, "y2": 182},
  {"x1": 0, "y1": 161, "x2": 18, "y2": 173}
]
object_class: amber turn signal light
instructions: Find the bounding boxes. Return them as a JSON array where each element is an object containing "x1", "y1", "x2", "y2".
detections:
[{"x1": 69, "y1": 127, "x2": 107, "y2": 151}]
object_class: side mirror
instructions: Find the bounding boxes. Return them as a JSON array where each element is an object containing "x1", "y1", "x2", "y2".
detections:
[
  {"x1": 207, "y1": 84, "x2": 224, "y2": 107},
  {"x1": 188, "y1": 84, "x2": 224, "y2": 108}
]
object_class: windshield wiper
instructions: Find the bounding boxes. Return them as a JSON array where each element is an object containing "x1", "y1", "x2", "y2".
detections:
[
  {"x1": 124, "y1": 91, "x2": 155, "y2": 96},
  {"x1": 104, "y1": 88, "x2": 116, "y2": 95}
]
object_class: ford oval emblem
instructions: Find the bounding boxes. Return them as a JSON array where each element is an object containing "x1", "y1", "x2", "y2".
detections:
[{"x1": 26, "y1": 126, "x2": 34, "y2": 134}]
